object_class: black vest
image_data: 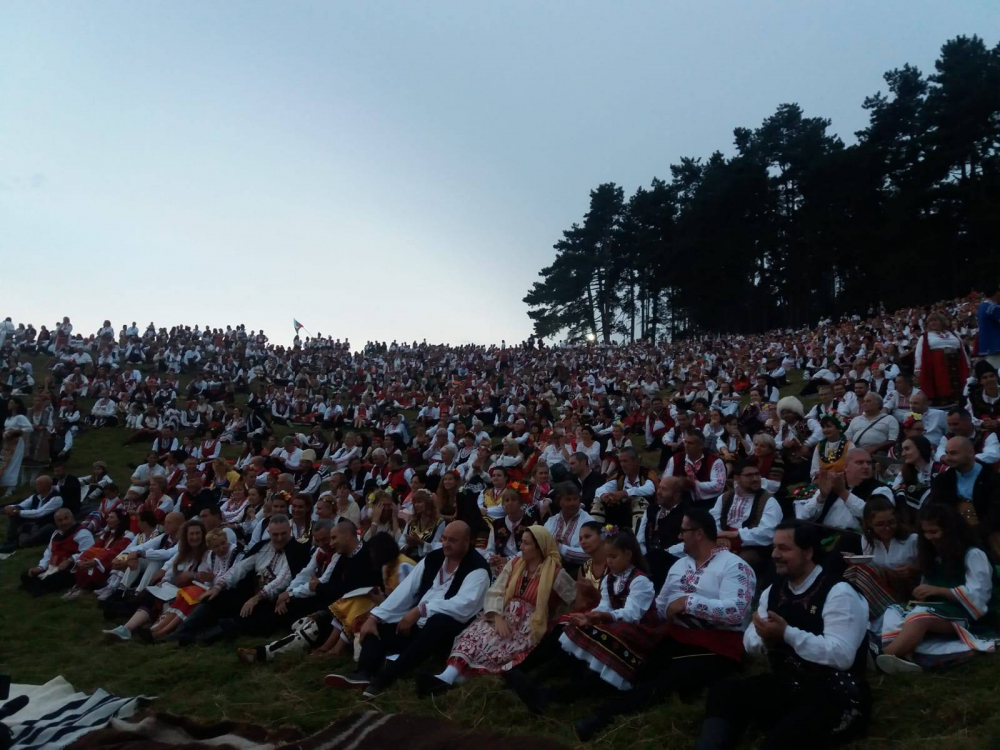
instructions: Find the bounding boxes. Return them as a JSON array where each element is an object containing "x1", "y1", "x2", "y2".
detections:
[
  {"x1": 415, "y1": 548, "x2": 491, "y2": 611},
  {"x1": 719, "y1": 489, "x2": 771, "y2": 533},
  {"x1": 816, "y1": 477, "x2": 886, "y2": 525},
  {"x1": 968, "y1": 388, "x2": 1000, "y2": 421},
  {"x1": 766, "y1": 569, "x2": 869, "y2": 718}
]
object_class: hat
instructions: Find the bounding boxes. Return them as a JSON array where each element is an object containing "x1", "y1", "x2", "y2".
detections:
[
  {"x1": 775, "y1": 396, "x2": 805, "y2": 419},
  {"x1": 300, "y1": 449, "x2": 317, "y2": 463}
]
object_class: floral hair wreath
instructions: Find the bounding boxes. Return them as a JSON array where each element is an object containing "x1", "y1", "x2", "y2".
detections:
[{"x1": 601, "y1": 524, "x2": 620, "y2": 540}]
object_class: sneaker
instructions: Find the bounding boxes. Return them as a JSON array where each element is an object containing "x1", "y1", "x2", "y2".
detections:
[
  {"x1": 876, "y1": 654, "x2": 923, "y2": 675},
  {"x1": 362, "y1": 677, "x2": 387, "y2": 700},
  {"x1": 61, "y1": 587, "x2": 82, "y2": 600},
  {"x1": 324, "y1": 671, "x2": 371, "y2": 690},
  {"x1": 103, "y1": 625, "x2": 132, "y2": 642}
]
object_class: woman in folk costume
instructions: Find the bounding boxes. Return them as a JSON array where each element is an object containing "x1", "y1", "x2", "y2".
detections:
[
  {"x1": 891, "y1": 435, "x2": 945, "y2": 528},
  {"x1": 140, "y1": 527, "x2": 243, "y2": 642},
  {"x1": 415, "y1": 525, "x2": 578, "y2": 696},
  {"x1": 312, "y1": 532, "x2": 416, "y2": 658},
  {"x1": 843, "y1": 497, "x2": 919, "y2": 622},
  {"x1": 68, "y1": 508, "x2": 134, "y2": 595},
  {"x1": 1, "y1": 397, "x2": 34, "y2": 496},
  {"x1": 398, "y1": 489, "x2": 445, "y2": 561},
  {"x1": 478, "y1": 466, "x2": 510, "y2": 519},
  {"x1": 809, "y1": 414, "x2": 852, "y2": 480},
  {"x1": 877, "y1": 503, "x2": 996, "y2": 675},
  {"x1": 915, "y1": 312, "x2": 970, "y2": 407},
  {"x1": 574, "y1": 520, "x2": 607, "y2": 611}
]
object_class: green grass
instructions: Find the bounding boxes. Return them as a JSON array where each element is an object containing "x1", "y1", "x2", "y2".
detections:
[{"x1": 2, "y1": 360, "x2": 1000, "y2": 748}]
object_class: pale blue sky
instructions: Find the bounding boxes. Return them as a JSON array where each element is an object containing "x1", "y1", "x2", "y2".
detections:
[{"x1": 2, "y1": 2, "x2": 996, "y2": 347}]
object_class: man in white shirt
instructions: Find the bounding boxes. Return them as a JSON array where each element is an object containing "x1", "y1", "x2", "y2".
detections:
[
  {"x1": 574, "y1": 508, "x2": 756, "y2": 742},
  {"x1": 935, "y1": 408, "x2": 1000, "y2": 465},
  {"x1": 907, "y1": 392, "x2": 946, "y2": 446},
  {"x1": 323, "y1": 521, "x2": 490, "y2": 698},
  {"x1": 20, "y1": 507, "x2": 94, "y2": 596},
  {"x1": 2, "y1": 475, "x2": 63, "y2": 552},
  {"x1": 591, "y1": 448, "x2": 655, "y2": 532},
  {"x1": 844, "y1": 393, "x2": 899, "y2": 454},
  {"x1": 795, "y1": 449, "x2": 894, "y2": 532},
  {"x1": 711, "y1": 460, "x2": 784, "y2": 572},
  {"x1": 694, "y1": 520, "x2": 869, "y2": 749},
  {"x1": 543, "y1": 482, "x2": 595, "y2": 570}
]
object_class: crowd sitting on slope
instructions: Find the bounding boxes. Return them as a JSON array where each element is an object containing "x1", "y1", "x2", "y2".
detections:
[{"x1": 2, "y1": 285, "x2": 1000, "y2": 747}]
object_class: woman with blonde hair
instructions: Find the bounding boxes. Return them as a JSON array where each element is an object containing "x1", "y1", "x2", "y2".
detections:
[{"x1": 416, "y1": 525, "x2": 577, "y2": 696}]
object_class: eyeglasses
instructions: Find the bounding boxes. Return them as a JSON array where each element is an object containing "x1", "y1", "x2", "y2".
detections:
[{"x1": 679, "y1": 527, "x2": 700, "y2": 535}]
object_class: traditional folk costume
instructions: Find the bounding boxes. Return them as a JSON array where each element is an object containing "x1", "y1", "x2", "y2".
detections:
[
  {"x1": 1, "y1": 413, "x2": 33, "y2": 491},
  {"x1": 843, "y1": 534, "x2": 919, "y2": 620},
  {"x1": 665, "y1": 451, "x2": 727, "y2": 510},
  {"x1": 699, "y1": 565, "x2": 870, "y2": 748},
  {"x1": 559, "y1": 566, "x2": 659, "y2": 690},
  {"x1": 21, "y1": 524, "x2": 95, "y2": 596},
  {"x1": 710, "y1": 489, "x2": 783, "y2": 571},
  {"x1": 448, "y1": 528, "x2": 576, "y2": 678},
  {"x1": 164, "y1": 542, "x2": 244, "y2": 621},
  {"x1": 880, "y1": 548, "x2": 996, "y2": 667},
  {"x1": 810, "y1": 437, "x2": 852, "y2": 479},
  {"x1": 637, "y1": 498, "x2": 692, "y2": 590},
  {"x1": 581, "y1": 549, "x2": 755, "y2": 730},
  {"x1": 591, "y1": 470, "x2": 656, "y2": 532},
  {"x1": 543, "y1": 508, "x2": 594, "y2": 569},
  {"x1": 915, "y1": 331, "x2": 970, "y2": 406},
  {"x1": 73, "y1": 528, "x2": 135, "y2": 590},
  {"x1": 478, "y1": 485, "x2": 507, "y2": 519}
]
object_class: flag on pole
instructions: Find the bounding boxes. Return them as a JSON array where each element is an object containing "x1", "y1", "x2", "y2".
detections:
[{"x1": 293, "y1": 319, "x2": 304, "y2": 333}]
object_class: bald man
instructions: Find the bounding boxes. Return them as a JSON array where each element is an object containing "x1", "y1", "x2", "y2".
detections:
[
  {"x1": 21, "y1": 507, "x2": 94, "y2": 596},
  {"x1": 636, "y1": 475, "x2": 691, "y2": 589},
  {"x1": 931, "y1": 436, "x2": 1000, "y2": 561},
  {"x1": 325, "y1": 520, "x2": 491, "y2": 699},
  {"x1": 2, "y1": 475, "x2": 63, "y2": 553},
  {"x1": 794, "y1": 449, "x2": 893, "y2": 532}
]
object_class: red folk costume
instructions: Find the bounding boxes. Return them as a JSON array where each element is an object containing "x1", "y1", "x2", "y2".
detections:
[
  {"x1": 74, "y1": 531, "x2": 133, "y2": 589},
  {"x1": 916, "y1": 331, "x2": 970, "y2": 405}
]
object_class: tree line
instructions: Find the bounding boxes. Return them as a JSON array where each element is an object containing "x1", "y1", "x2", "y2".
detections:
[{"x1": 524, "y1": 35, "x2": 1000, "y2": 343}]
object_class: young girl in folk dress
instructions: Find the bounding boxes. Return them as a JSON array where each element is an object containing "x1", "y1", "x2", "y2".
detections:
[
  {"x1": 843, "y1": 497, "x2": 919, "y2": 621},
  {"x1": 877, "y1": 504, "x2": 996, "y2": 675},
  {"x1": 558, "y1": 530, "x2": 661, "y2": 690},
  {"x1": 809, "y1": 414, "x2": 852, "y2": 481},
  {"x1": 415, "y1": 526, "x2": 577, "y2": 696}
]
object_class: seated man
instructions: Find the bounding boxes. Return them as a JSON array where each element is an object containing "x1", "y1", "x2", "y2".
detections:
[
  {"x1": 323, "y1": 521, "x2": 490, "y2": 698},
  {"x1": 574, "y1": 509, "x2": 756, "y2": 741},
  {"x1": 637, "y1": 475, "x2": 691, "y2": 591},
  {"x1": 794, "y1": 449, "x2": 893, "y2": 533},
  {"x1": 930, "y1": 436, "x2": 1000, "y2": 561},
  {"x1": 20, "y1": 507, "x2": 95, "y2": 597},
  {"x1": 591, "y1": 447, "x2": 655, "y2": 532},
  {"x1": 188, "y1": 513, "x2": 299, "y2": 642},
  {"x1": 710, "y1": 459, "x2": 783, "y2": 572},
  {"x1": 2, "y1": 475, "x2": 63, "y2": 553},
  {"x1": 844, "y1": 392, "x2": 898, "y2": 455},
  {"x1": 664, "y1": 430, "x2": 727, "y2": 510},
  {"x1": 542, "y1": 482, "x2": 594, "y2": 573},
  {"x1": 694, "y1": 520, "x2": 870, "y2": 749},
  {"x1": 238, "y1": 519, "x2": 379, "y2": 663},
  {"x1": 935, "y1": 409, "x2": 1000, "y2": 466}
]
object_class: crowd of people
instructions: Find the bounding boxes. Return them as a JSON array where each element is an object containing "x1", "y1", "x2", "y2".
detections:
[{"x1": 2, "y1": 287, "x2": 1000, "y2": 747}]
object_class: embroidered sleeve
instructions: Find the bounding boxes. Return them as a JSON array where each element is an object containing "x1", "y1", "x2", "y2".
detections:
[{"x1": 684, "y1": 556, "x2": 756, "y2": 627}]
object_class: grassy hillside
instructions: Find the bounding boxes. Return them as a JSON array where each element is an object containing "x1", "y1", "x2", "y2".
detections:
[{"x1": 2, "y1": 357, "x2": 1000, "y2": 748}]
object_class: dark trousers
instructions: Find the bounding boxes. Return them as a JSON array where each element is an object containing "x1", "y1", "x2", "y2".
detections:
[
  {"x1": 701, "y1": 674, "x2": 856, "y2": 750},
  {"x1": 21, "y1": 569, "x2": 74, "y2": 597},
  {"x1": 358, "y1": 614, "x2": 467, "y2": 685},
  {"x1": 5, "y1": 516, "x2": 54, "y2": 549},
  {"x1": 591, "y1": 641, "x2": 737, "y2": 721}
]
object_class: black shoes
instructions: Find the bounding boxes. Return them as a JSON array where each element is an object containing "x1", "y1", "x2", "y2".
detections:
[{"x1": 415, "y1": 672, "x2": 452, "y2": 698}]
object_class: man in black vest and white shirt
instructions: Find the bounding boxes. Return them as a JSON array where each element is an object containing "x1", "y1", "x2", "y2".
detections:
[
  {"x1": 795, "y1": 449, "x2": 893, "y2": 532},
  {"x1": 710, "y1": 460, "x2": 783, "y2": 572},
  {"x1": 694, "y1": 520, "x2": 870, "y2": 749},
  {"x1": 324, "y1": 521, "x2": 490, "y2": 698}
]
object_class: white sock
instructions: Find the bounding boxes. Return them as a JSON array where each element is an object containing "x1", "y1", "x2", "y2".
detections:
[{"x1": 435, "y1": 665, "x2": 465, "y2": 685}]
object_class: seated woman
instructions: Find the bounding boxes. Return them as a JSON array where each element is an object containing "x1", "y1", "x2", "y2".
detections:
[
  {"x1": 877, "y1": 503, "x2": 995, "y2": 674},
  {"x1": 750, "y1": 433, "x2": 785, "y2": 497},
  {"x1": 140, "y1": 527, "x2": 242, "y2": 642},
  {"x1": 67, "y1": 508, "x2": 134, "y2": 597},
  {"x1": 312, "y1": 532, "x2": 416, "y2": 658},
  {"x1": 415, "y1": 525, "x2": 577, "y2": 696},
  {"x1": 505, "y1": 530, "x2": 660, "y2": 713},
  {"x1": 891, "y1": 435, "x2": 944, "y2": 529},
  {"x1": 363, "y1": 491, "x2": 402, "y2": 541},
  {"x1": 398, "y1": 489, "x2": 445, "y2": 561},
  {"x1": 103, "y1": 519, "x2": 210, "y2": 642},
  {"x1": 220, "y1": 483, "x2": 251, "y2": 530},
  {"x1": 810, "y1": 414, "x2": 852, "y2": 481},
  {"x1": 435, "y1": 470, "x2": 460, "y2": 524},
  {"x1": 717, "y1": 416, "x2": 752, "y2": 475},
  {"x1": 575, "y1": 520, "x2": 607, "y2": 610},
  {"x1": 843, "y1": 497, "x2": 919, "y2": 622}
]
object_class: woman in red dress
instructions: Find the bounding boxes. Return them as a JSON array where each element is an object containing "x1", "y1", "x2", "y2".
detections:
[
  {"x1": 915, "y1": 312, "x2": 970, "y2": 406},
  {"x1": 69, "y1": 508, "x2": 133, "y2": 595}
]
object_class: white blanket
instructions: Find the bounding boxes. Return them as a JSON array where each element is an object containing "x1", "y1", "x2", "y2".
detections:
[{"x1": 3, "y1": 676, "x2": 148, "y2": 750}]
